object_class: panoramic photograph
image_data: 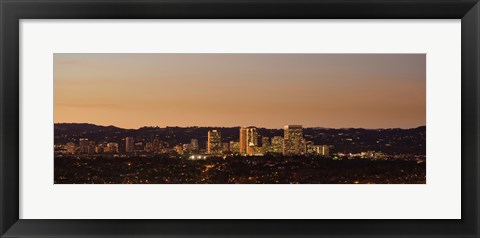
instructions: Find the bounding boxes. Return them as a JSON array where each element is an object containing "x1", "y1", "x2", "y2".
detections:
[{"x1": 54, "y1": 53, "x2": 426, "y2": 184}]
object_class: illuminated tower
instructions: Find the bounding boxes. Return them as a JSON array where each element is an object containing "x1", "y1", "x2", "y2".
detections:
[
  {"x1": 261, "y1": 136, "x2": 270, "y2": 153},
  {"x1": 229, "y1": 141, "x2": 240, "y2": 154},
  {"x1": 207, "y1": 130, "x2": 222, "y2": 155},
  {"x1": 125, "y1": 137, "x2": 134, "y2": 153},
  {"x1": 283, "y1": 125, "x2": 306, "y2": 155},
  {"x1": 270, "y1": 136, "x2": 283, "y2": 154},
  {"x1": 239, "y1": 126, "x2": 258, "y2": 155}
]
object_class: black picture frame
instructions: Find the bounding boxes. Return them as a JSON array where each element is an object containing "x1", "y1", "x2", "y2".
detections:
[{"x1": 1, "y1": 0, "x2": 479, "y2": 237}]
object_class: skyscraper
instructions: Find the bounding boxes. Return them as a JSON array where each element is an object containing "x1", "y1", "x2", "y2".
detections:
[
  {"x1": 207, "y1": 130, "x2": 222, "y2": 155},
  {"x1": 239, "y1": 126, "x2": 258, "y2": 155},
  {"x1": 261, "y1": 136, "x2": 270, "y2": 153},
  {"x1": 283, "y1": 125, "x2": 306, "y2": 155},
  {"x1": 270, "y1": 136, "x2": 283, "y2": 154},
  {"x1": 229, "y1": 141, "x2": 240, "y2": 154},
  {"x1": 306, "y1": 141, "x2": 315, "y2": 154},
  {"x1": 125, "y1": 137, "x2": 134, "y2": 153}
]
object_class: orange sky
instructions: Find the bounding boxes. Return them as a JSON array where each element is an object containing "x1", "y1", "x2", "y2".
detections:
[{"x1": 54, "y1": 54, "x2": 426, "y2": 129}]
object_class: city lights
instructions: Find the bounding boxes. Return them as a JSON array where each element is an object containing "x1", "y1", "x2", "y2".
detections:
[{"x1": 54, "y1": 123, "x2": 426, "y2": 184}]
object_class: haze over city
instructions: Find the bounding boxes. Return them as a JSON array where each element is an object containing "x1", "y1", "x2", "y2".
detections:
[{"x1": 54, "y1": 53, "x2": 426, "y2": 129}]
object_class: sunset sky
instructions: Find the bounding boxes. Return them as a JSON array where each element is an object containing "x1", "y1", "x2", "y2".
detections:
[{"x1": 54, "y1": 54, "x2": 426, "y2": 129}]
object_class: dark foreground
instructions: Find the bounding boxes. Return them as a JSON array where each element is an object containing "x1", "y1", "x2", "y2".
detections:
[{"x1": 54, "y1": 155, "x2": 426, "y2": 184}]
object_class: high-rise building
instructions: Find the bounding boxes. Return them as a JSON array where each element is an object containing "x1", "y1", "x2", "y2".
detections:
[
  {"x1": 207, "y1": 130, "x2": 222, "y2": 155},
  {"x1": 261, "y1": 136, "x2": 270, "y2": 153},
  {"x1": 306, "y1": 141, "x2": 315, "y2": 154},
  {"x1": 125, "y1": 137, "x2": 134, "y2": 153},
  {"x1": 229, "y1": 141, "x2": 240, "y2": 154},
  {"x1": 190, "y1": 139, "x2": 199, "y2": 152},
  {"x1": 239, "y1": 127, "x2": 258, "y2": 155},
  {"x1": 65, "y1": 142, "x2": 76, "y2": 154},
  {"x1": 283, "y1": 125, "x2": 306, "y2": 155},
  {"x1": 270, "y1": 136, "x2": 283, "y2": 154}
]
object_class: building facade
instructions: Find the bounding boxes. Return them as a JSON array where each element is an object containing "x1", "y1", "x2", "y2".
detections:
[
  {"x1": 125, "y1": 137, "x2": 134, "y2": 153},
  {"x1": 270, "y1": 136, "x2": 283, "y2": 154},
  {"x1": 313, "y1": 145, "x2": 330, "y2": 156},
  {"x1": 229, "y1": 141, "x2": 240, "y2": 154},
  {"x1": 239, "y1": 126, "x2": 258, "y2": 155},
  {"x1": 207, "y1": 130, "x2": 222, "y2": 155},
  {"x1": 283, "y1": 125, "x2": 306, "y2": 155}
]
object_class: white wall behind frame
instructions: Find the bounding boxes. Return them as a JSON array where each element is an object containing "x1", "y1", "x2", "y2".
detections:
[{"x1": 20, "y1": 20, "x2": 461, "y2": 219}]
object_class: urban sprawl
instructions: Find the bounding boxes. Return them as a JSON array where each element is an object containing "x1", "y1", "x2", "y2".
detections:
[
  {"x1": 57, "y1": 125, "x2": 332, "y2": 158},
  {"x1": 54, "y1": 124, "x2": 426, "y2": 184}
]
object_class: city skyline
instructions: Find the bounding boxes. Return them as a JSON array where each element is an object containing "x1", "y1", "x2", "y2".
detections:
[
  {"x1": 57, "y1": 124, "x2": 332, "y2": 157},
  {"x1": 54, "y1": 53, "x2": 426, "y2": 129},
  {"x1": 54, "y1": 122, "x2": 426, "y2": 184}
]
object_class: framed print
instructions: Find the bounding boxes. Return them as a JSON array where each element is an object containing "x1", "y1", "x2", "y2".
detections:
[{"x1": 1, "y1": 0, "x2": 479, "y2": 237}]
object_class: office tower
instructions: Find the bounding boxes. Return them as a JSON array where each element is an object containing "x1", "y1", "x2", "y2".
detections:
[
  {"x1": 107, "y1": 142, "x2": 119, "y2": 153},
  {"x1": 229, "y1": 141, "x2": 240, "y2": 154},
  {"x1": 78, "y1": 138, "x2": 89, "y2": 154},
  {"x1": 190, "y1": 139, "x2": 199, "y2": 152},
  {"x1": 283, "y1": 125, "x2": 306, "y2": 155},
  {"x1": 125, "y1": 137, "x2": 134, "y2": 153},
  {"x1": 239, "y1": 126, "x2": 258, "y2": 155},
  {"x1": 261, "y1": 136, "x2": 270, "y2": 153},
  {"x1": 65, "y1": 142, "x2": 76, "y2": 154},
  {"x1": 207, "y1": 130, "x2": 222, "y2": 155},
  {"x1": 314, "y1": 145, "x2": 330, "y2": 156},
  {"x1": 306, "y1": 141, "x2": 315, "y2": 154},
  {"x1": 270, "y1": 136, "x2": 283, "y2": 154}
]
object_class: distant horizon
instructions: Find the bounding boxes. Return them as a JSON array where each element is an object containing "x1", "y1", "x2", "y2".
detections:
[{"x1": 54, "y1": 122, "x2": 426, "y2": 130}]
